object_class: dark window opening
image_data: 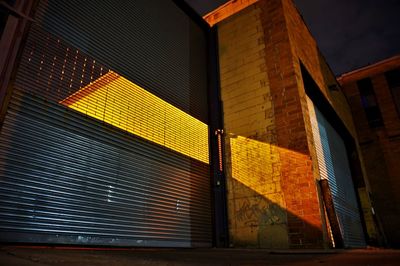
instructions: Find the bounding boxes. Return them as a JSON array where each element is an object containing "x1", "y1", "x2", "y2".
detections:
[
  {"x1": 0, "y1": 1, "x2": 17, "y2": 36},
  {"x1": 0, "y1": 6, "x2": 9, "y2": 37},
  {"x1": 385, "y1": 68, "x2": 400, "y2": 117},
  {"x1": 357, "y1": 78, "x2": 384, "y2": 128}
]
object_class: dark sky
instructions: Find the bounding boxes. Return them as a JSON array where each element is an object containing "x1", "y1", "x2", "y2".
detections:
[{"x1": 185, "y1": 0, "x2": 400, "y2": 75}]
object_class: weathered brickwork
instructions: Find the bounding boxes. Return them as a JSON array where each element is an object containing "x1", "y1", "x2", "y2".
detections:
[
  {"x1": 339, "y1": 56, "x2": 400, "y2": 247},
  {"x1": 217, "y1": 5, "x2": 289, "y2": 248},
  {"x1": 257, "y1": 0, "x2": 324, "y2": 248},
  {"x1": 227, "y1": 135, "x2": 288, "y2": 248},
  {"x1": 207, "y1": 0, "x2": 373, "y2": 249},
  {"x1": 281, "y1": 0, "x2": 356, "y2": 138},
  {"x1": 281, "y1": 0, "x2": 378, "y2": 246},
  {"x1": 210, "y1": 0, "x2": 327, "y2": 248}
]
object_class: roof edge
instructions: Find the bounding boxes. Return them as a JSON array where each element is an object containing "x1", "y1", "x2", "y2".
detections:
[
  {"x1": 338, "y1": 55, "x2": 400, "y2": 84},
  {"x1": 203, "y1": 0, "x2": 259, "y2": 26}
]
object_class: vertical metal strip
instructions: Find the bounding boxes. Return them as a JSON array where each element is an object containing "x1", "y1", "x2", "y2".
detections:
[
  {"x1": 0, "y1": 0, "x2": 35, "y2": 128},
  {"x1": 207, "y1": 25, "x2": 228, "y2": 248}
]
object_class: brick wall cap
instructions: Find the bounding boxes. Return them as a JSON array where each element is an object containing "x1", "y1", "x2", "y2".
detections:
[
  {"x1": 338, "y1": 55, "x2": 400, "y2": 85},
  {"x1": 203, "y1": 0, "x2": 259, "y2": 26}
]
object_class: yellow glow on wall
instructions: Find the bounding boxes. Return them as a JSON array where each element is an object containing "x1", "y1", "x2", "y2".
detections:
[
  {"x1": 229, "y1": 135, "x2": 284, "y2": 207},
  {"x1": 228, "y1": 134, "x2": 322, "y2": 228},
  {"x1": 229, "y1": 135, "x2": 311, "y2": 208},
  {"x1": 60, "y1": 71, "x2": 209, "y2": 164}
]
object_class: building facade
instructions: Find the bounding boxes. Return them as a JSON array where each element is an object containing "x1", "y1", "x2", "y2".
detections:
[
  {"x1": 339, "y1": 55, "x2": 400, "y2": 248},
  {"x1": 0, "y1": 0, "x2": 382, "y2": 249},
  {"x1": 205, "y1": 0, "x2": 376, "y2": 248}
]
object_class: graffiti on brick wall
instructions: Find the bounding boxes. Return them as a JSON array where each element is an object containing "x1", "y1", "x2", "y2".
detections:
[{"x1": 235, "y1": 196, "x2": 287, "y2": 227}]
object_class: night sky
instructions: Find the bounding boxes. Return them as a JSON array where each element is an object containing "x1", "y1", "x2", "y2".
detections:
[{"x1": 186, "y1": 0, "x2": 400, "y2": 76}]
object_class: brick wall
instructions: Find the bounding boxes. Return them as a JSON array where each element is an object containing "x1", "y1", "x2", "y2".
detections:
[
  {"x1": 209, "y1": 0, "x2": 373, "y2": 249},
  {"x1": 258, "y1": 0, "x2": 324, "y2": 248},
  {"x1": 339, "y1": 59, "x2": 400, "y2": 247},
  {"x1": 278, "y1": 0, "x2": 376, "y2": 247},
  {"x1": 214, "y1": 0, "x2": 326, "y2": 248},
  {"x1": 281, "y1": 0, "x2": 356, "y2": 138},
  {"x1": 218, "y1": 4, "x2": 289, "y2": 248}
]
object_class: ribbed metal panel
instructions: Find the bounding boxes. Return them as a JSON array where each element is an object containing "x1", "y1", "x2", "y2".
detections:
[
  {"x1": 307, "y1": 97, "x2": 365, "y2": 247},
  {"x1": 0, "y1": 89, "x2": 211, "y2": 247},
  {"x1": 0, "y1": 0, "x2": 212, "y2": 247},
  {"x1": 33, "y1": 0, "x2": 208, "y2": 123}
]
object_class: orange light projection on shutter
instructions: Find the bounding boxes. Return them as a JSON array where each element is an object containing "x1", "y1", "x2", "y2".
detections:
[{"x1": 60, "y1": 71, "x2": 209, "y2": 164}]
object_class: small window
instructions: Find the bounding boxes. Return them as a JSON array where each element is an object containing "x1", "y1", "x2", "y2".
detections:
[
  {"x1": 385, "y1": 68, "x2": 400, "y2": 117},
  {"x1": 0, "y1": 6, "x2": 9, "y2": 37},
  {"x1": 0, "y1": 1, "x2": 16, "y2": 38},
  {"x1": 357, "y1": 78, "x2": 384, "y2": 128}
]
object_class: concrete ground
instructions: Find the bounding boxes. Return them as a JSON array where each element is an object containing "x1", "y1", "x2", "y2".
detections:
[{"x1": 1, "y1": 246, "x2": 399, "y2": 265}]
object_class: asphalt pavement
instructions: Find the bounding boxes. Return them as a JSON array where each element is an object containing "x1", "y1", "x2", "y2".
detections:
[{"x1": 1, "y1": 246, "x2": 399, "y2": 265}]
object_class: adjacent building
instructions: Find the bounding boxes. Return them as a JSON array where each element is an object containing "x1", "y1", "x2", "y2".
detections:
[{"x1": 339, "y1": 55, "x2": 400, "y2": 248}]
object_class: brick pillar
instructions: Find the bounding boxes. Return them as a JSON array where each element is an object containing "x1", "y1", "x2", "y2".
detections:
[
  {"x1": 258, "y1": 0, "x2": 324, "y2": 248},
  {"x1": 212, "y1": 0, "x2": 326, "y2": 248},
  {"x1": 217, "y1": 3, "x2": 290, "y2": 249}
]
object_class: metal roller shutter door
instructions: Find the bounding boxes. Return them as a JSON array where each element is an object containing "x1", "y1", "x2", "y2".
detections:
[
  {"x1": 307, "y1": 97, "x2": 366, "y2": 247},
  {"x1": 0, "y1": 0, "x2": 212, "y2": 247}
]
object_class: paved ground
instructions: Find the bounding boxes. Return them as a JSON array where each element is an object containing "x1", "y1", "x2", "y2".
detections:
[{"x1": 1, "y1": 246, "x2": 399, "y2": 265}]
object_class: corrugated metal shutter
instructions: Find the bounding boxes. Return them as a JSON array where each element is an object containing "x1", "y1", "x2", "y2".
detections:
[
  {"x1": 307, "y1": 97, "x2": 365, "y2": 247},
  {"x1": 0, "y1": 0, "x2": 212, "y2": 247},
  {"x1": 40, "y1": 0, "x2": 208, "y2": 123}
]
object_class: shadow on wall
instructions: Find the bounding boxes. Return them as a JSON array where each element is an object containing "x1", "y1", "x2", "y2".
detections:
[{"x1": 225, "y1": 134, "x2": 325, "y2": 248}]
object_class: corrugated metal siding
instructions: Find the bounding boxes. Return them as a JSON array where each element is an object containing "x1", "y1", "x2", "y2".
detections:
[
  {"x1": 0, "y1": 0, "x2": 212, "y2": 247},
  {"x1": 307, "y1": 97, "x2": 365, "y2": 248},
  {"x1": 33, "y1": 0, "x2": 208, "y2": 123},
  {"x1": 0, "y1": 89, "x2": 212, "y2": 247}
]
